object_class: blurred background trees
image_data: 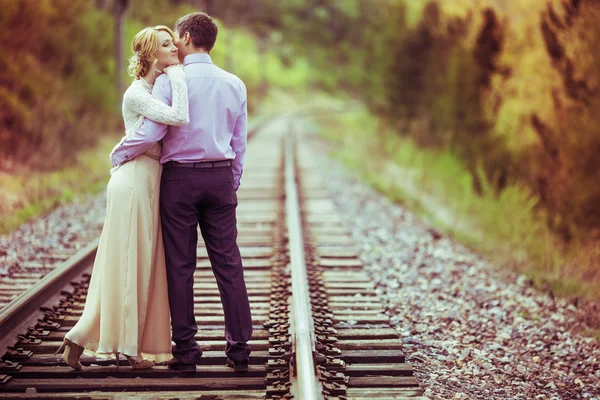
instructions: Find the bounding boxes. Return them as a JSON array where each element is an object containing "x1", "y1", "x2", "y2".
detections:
[
  {"x1": 1, "y1": 0, "x2": 598, "y2": 288},
  {"x1": 0, "y1": 0, "x2": 117, "y2": 171}
]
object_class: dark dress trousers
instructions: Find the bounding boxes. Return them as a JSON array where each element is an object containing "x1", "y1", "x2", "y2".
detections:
[{"x1": 160, "y1": 163, "x2": 252, "y2": 364}]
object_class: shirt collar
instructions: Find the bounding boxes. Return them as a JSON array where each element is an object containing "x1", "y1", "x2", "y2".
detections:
[{"x1": 183, "y1": 53, "x2": 213, "y2": 66}]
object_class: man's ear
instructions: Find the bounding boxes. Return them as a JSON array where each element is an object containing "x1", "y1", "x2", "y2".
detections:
[{"x1": 183, "y1": 32, "x2": 191, "y2": 46}]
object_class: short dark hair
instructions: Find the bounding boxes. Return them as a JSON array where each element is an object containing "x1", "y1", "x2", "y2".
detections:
[{"x1": 174, "y1": 12, "x2": 218, "y2": 52}]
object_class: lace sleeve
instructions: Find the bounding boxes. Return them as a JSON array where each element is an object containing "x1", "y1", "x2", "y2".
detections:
[{"x1": 124, "y1": 68, "x2": 189, "y2": 126}]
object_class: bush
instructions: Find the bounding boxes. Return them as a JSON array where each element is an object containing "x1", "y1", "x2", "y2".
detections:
[
  {"x1": 0, "y1": 0, "x2": 119, "y2": 172},
  {"x1": 530, "y1": 0, "x2": 600, "y2": 241}
]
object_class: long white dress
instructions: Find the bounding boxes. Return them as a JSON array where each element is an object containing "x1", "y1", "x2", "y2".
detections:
[{"x1": 65, "y1": 66, "x2": 189, "y2": 363}]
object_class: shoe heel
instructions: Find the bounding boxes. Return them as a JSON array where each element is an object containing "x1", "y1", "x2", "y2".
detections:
[
  {"x1": 125, "y1": 355, "x2": 155, "y2": 370},
  {"x1": 54, "y1": 342, "x2": 65, "y2": 356},
  {"x1": 57, "y1": 339, "x2": 83, "y2": 370},
  {"x1": 62, "y1": 345, "x2": 71, "y2": 365}
]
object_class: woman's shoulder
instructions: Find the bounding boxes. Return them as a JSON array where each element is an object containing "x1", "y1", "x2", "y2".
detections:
[{"x1": 123, "y1": 80, "x2": 149, "y2": 101}]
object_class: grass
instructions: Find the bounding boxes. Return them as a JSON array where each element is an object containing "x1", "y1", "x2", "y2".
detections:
[
  {"x1": 312, "y1": 104, "x2": 600, "y2": 307},
  {"x1": 0, "y1": 137, "x2": 117, "y2": 235}
]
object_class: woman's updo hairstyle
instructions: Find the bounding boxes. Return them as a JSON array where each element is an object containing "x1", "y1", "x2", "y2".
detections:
[{"x1": 127, "y1": 25, "x2": 176, "y2": 79}]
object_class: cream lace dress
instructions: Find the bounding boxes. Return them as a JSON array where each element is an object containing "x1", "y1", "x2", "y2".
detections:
[{"x1": 65, "y1": 66, "x2": 189, "y2": 363}]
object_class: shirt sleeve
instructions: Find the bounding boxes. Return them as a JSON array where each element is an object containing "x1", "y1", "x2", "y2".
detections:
[
  {"x1": 230, "y1": 82, "x2": 248, "y2": 191},
  {"x1": 123, "y1": 67, "x2": 189, "y2": 126},
  {"x1": 110, "y1": 77, "x2": 174, "y2": 167}
]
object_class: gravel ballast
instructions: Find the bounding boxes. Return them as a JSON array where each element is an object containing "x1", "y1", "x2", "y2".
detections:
[
  {"x1": 0, "y1": 194, "x2": 106, "y2": 278},
  {"x1": 314, "y1": 147, "x2": 599, "y2": 400}
]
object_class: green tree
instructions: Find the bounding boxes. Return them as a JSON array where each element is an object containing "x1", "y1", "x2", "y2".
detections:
[
  {"x1": 532, "y1": 0, "x2": 600, "y2": 240},
  {"x1": 0, "y1": 0, "x2": 118, "y2": 171}
]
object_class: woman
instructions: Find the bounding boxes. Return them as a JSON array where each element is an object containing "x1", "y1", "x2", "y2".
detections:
[{"x1": 55, "y1": 25, "x2": 189, "y2": 370}]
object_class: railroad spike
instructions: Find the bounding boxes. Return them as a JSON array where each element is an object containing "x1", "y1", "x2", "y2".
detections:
[
  {"x1": 0, "y1": 360, "x2": 22, "y2": 372},
  {"x1": 3, "y1": 347, "x2": 33, "y2": 360},
  {"x1": 16, "y1": 334, "x2": 42, "y2": 345},
  {"x1": 35, "y1": 318, "x2": 60, "y2": 330},
  {"x1": 315, "y1": 326, "x2": 337, "y2": 335},
  {"x1": 316, "y1": 367, "x2": 349, "y2": 383},
  {"x1": 265, "y1": 359, "x2": 289, "y2": 372},
  {"x1": 266, "y1": 381, "x2": 292, "y2": 397},
  {"x1": 265, "y1": 370, "x2": 290, "y2": 383},
  {"x1": 316, "y1": 334, "x2": 338, "y2": 344},
  {"x1": 26, "y1": 326, "x2": 50, "y2": 337},
  {"x1": 322, "y1": 381, "x2": 348, "y2": 396}
]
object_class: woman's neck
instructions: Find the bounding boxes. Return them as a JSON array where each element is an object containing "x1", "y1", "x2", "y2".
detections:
[{"x1": 141, "y1": 70, "x2": 156, "y2": 86}]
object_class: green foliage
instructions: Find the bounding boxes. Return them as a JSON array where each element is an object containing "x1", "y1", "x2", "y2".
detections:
[
  {"x1": 0, "y1": 0, "x2": 119, "y2": 171},
  {"x1": 530, "y1": 0, "x2": 600, "y2": 241},
  {"x1": 316, "y1": 107, "x2": 600, "y2": 301},
  {"x1": 122, "y1": 0, "x2": 314, "y2": 112},
  {"x1": 258, "y1": 0, "x2": 598, "y2": 279},
  {"x1": 383, "y1": 4, "x2": 515, "y2": 195},
  {"x1": 282, "y1": 0, "x2": 599, "y2": 301},
  {"x1": 0, "y1": 137, "x2": 115, "y2": 234}
]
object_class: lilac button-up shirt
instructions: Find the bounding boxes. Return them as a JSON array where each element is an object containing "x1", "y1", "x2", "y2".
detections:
[{"x1": 110, "y1": 53, "x2": 248, "y2": 189}]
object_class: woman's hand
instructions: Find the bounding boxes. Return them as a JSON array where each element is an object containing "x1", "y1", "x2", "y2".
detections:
[
  {"x1": 164, "y1": 64, "x2": 183, "y2": 73},
  {"x1": 164, "y1": 64, "x2": 185, "y2": 79}
]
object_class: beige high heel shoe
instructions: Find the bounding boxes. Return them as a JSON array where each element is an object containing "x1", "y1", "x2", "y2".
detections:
[
  {"x1": 55, "y1": 338, "x2": 84, "y2": 370},
  {"x1": 125, "y1": 354, "x2": 155, "y2": 370}
]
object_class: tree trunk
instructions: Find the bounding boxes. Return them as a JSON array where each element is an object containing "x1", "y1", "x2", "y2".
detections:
[{"x1": 114, "y1": 0, "x2": 129, "y2": 98}]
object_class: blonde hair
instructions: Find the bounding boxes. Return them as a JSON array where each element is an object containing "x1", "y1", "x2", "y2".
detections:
[{"x1": 127, "y1": 25, "x2": 176, "y2": 79}]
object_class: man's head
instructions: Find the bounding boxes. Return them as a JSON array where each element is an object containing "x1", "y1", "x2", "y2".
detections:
[{"x1": 173, "y1": 12, "x2": 218, "y2": 60}]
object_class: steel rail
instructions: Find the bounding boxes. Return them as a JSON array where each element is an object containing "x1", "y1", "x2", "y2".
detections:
[
  {"x1": 285, "y1": 133, "x2": 322, "y2": 400},
  {"x1": 0, "y1": 239, "x2": 99, "y2": 345}
]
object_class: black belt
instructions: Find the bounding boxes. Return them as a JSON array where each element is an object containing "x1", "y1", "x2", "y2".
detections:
[{"x1": 164, "y1": 160, "x2": 232, "y2": 169}]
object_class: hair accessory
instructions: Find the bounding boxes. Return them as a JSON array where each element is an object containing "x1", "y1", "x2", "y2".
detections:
[{"x1": 132, "y1": 51, "x2": 141, "y2": 64}]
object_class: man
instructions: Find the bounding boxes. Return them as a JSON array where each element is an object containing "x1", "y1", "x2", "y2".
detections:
[{"x1": 110, "y1": 12, "x2": 252, "y2": 373}]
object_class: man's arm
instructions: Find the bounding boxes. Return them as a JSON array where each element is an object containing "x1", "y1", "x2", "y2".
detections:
[
  {"x1": 110, "y1": 78, "x2": 171, "y2": 167},
  {"x1": 231, "y1": 92, "x2": 247, "y2": 191}
]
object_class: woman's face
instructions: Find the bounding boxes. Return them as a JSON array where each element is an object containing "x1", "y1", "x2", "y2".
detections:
[{"x1": 154, "y1": 31, "x2": 179, "y2": 70}]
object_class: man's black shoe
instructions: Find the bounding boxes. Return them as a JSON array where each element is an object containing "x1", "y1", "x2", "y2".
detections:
[
  {"x1": 225, "y1": 358, "x2": 249, "y2": 372},
  {"x1": 167, "y1": 357, "x2": 196, "y2": 373}
]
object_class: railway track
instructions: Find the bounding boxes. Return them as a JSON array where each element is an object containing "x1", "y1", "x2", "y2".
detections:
[
  {"x1": 0, "y1": 221, "x2": 104, "y2": 313},
  {"x1": 0, "y1": 121, "x2": 427, "y2": 399}
]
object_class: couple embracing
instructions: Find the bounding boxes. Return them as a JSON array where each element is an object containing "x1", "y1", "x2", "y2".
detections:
[{"x1": 55, "y1": 12, "x2": 252, "y2": 373}]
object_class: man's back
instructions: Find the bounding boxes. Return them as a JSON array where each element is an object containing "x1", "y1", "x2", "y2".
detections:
[{"x1": 154, "y1": 53, "x2": 247, "y2": 188}]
